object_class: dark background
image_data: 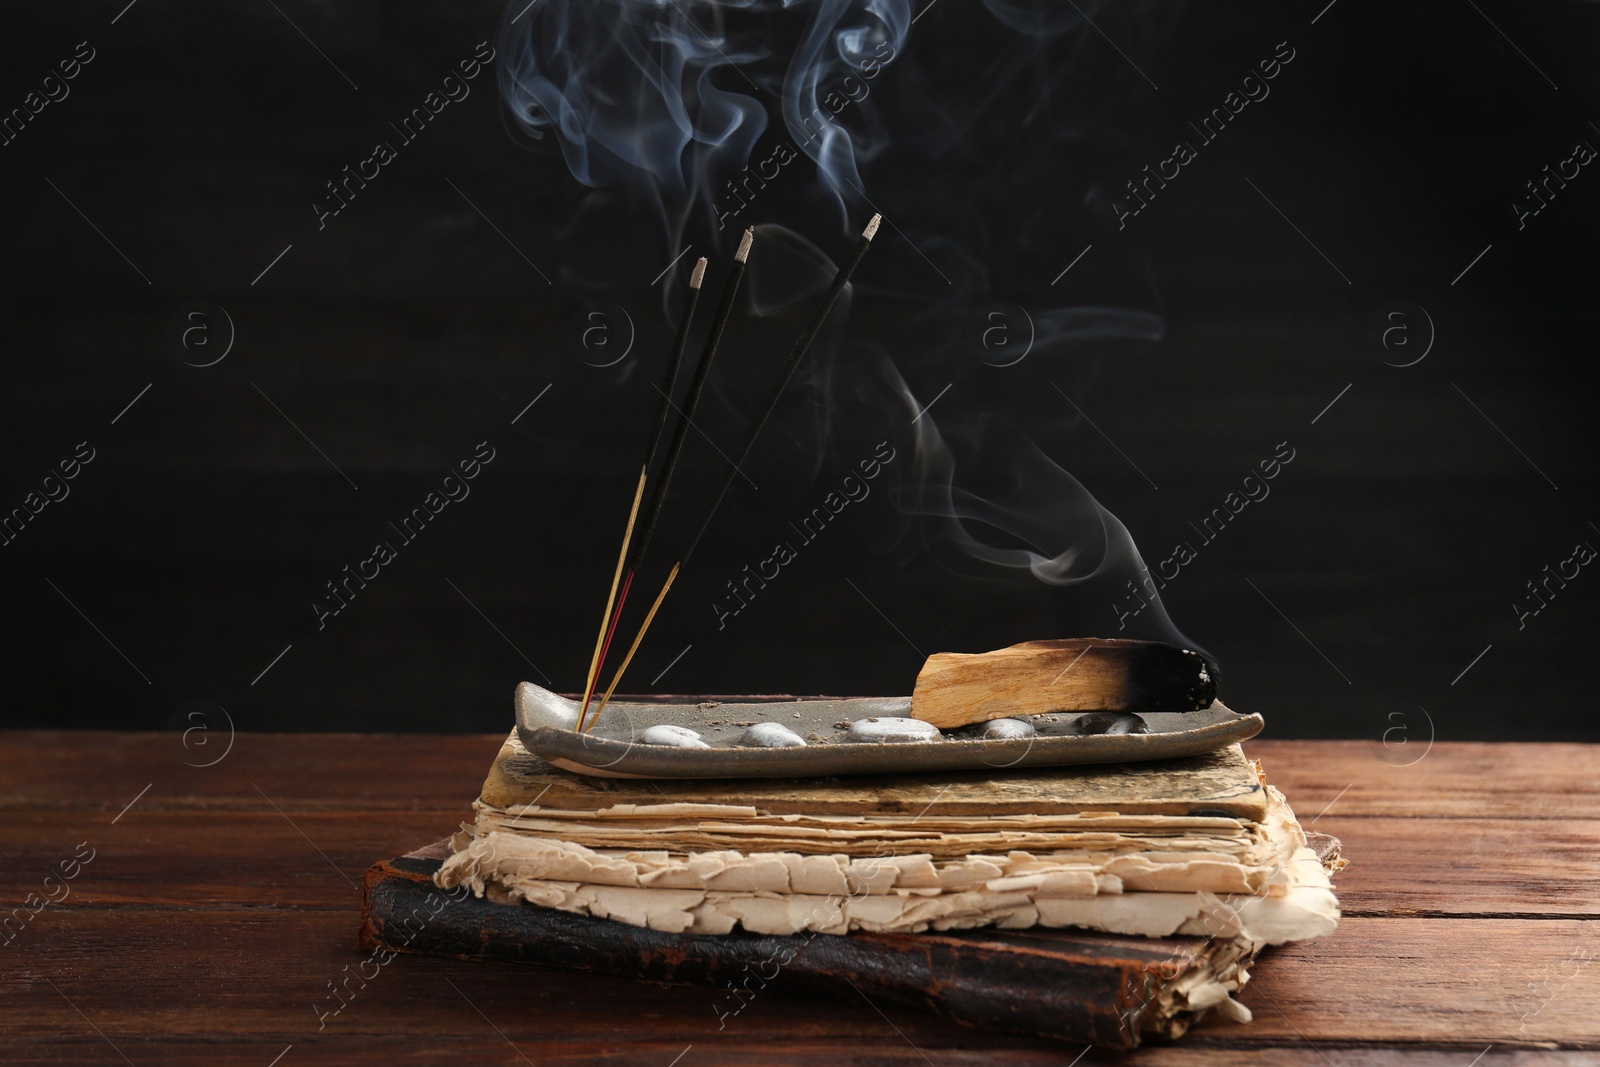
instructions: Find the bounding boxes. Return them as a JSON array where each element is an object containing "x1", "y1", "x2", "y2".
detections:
[{"x1": 1, "y1": 0, "x2": 1594, "y2": 740}]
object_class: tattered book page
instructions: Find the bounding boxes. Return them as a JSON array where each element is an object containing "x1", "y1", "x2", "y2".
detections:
[{"x1": 479, "y1": 730, "x2": 1270, "y2": 819}]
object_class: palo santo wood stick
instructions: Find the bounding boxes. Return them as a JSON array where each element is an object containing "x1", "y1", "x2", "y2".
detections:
[{"x1": 909, "y1": 638, "x2": 1217, "y2": 729}]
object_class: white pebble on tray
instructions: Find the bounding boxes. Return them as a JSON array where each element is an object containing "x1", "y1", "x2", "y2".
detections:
[
  {"x1": 740, "y1": 722, "x2": 807, "y2": 748},
  {"x1": 640, "y1": 724, "x2": 711, "y2": 749},
  {"x1": 981, "y1": 718, "x2": 1036, "y2": 739},
  {"x1": 846, "y1": 717, "x2": 942, "y2": 743}
]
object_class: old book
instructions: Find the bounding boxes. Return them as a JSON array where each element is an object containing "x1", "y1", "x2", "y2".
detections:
[
  {"x1": 478, "y1": 725, "x2": 1273, "y2": 817},
  {"x1": 434, "y1": 731, "x2": 1340, "y2": 942},
  {"x1": 361, "y1": 836, "x2": 1341, "y2": 1050}
]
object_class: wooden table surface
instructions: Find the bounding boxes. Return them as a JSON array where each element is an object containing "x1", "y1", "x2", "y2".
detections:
[{"x1": 2, "y1": 732, "x2": 1597, "y2": 1065}]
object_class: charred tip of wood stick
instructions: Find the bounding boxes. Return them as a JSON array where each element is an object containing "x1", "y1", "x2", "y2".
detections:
[
  {"x1": 735, "y1": 227, "x2": 754, "y2": 263},
  {"x1": 909, "y1": 638, "x2": 1219, "y2": 728},
  {"x1": 689, "y1": 257, "x2": 708, "y2": 289},
  {"x1": 1126, "y1": 645, "x2": 1218, "y2": 711},
  {"x1": 863, "y1": 213, "x2": 882, "y2": 240}
]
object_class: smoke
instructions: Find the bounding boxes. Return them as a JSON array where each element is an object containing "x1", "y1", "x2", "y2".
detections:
[
  {"x1": 497, "y1": 0, "x2": 769, "y2": 244},
  {"x1": 908, "y1": 410, "x2": 1202, "y2": 650},
  {"x1": 498, "y1": 0, "x2": 911, "y2": 248},
  {"x1": 908, "y1": 419, "x2": 1142, "y2": 588},
  {"x1": 777, "y1": 0, "x2": 909, "y2": 229},
  {"x1": 721, "y1": 227, "x2": 1195, "y2": 649},
  {"x1": 498, "y1": 0, "x2": 1203, "y2": 650}
]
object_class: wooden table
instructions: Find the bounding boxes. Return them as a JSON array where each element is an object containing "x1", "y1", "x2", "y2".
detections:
[{"x1": 3, "y1": 733, "x2": 1596, "y2": 1064}]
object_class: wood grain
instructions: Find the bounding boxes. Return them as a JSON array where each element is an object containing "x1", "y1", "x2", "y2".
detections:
[
  {"x1": 0, "y1": 1043, "x2": 1592, "y2": 1067},
  {"x1": 1309, "y1": 816, "x2": 1600, "y2": 918},
  {"x1": 1245, "y1": 740, "x2": 1600, "y2": 819},
  {"x1": 0, "y1": 809, "x2": 466, "y2": 909},
  {"x1": 5, "y1": 911, "x2": 1597, "y2": 1048},
  {"x1": 2, "y1": 733, "x2": 1593, "y2": 818},
  {"x1": 909, "y1": 639, "x2": 1214, "y2": 726},
  {"x1": 1, "y1": 731, "x2": 1597, "y2": 1064},
  {"x1": 1221, "y1": 918, "x2": 1600, "y2": 1047},
  {"x1": 6, "y1": 811, "x2": 1595, "y2": 919},
  {"x1": 0, "y1": 731, "x2": 503, "y2": 813}
]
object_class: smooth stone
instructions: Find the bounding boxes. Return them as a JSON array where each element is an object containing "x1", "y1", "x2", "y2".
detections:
[
  {"x1": 981, "y1": 717, "x2": 1036, "y2": 740},
  {"x1": 739, "y1": 722, "x2": 807, "y2": 748},
  {"x1": 640, "y1": 724, "x2": 711, "y2": 749},
  {"x1": 1074, "y1": 711, "x2": 1150, "y2": 736},
  {"x1": 846, "y1": 717, "x2": 942, "y2": 743}
]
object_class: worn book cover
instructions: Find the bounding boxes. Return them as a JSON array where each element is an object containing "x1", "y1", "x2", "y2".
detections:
[{"x1": 361, "y1": 838, "x2": 1340, "y2": 1050}]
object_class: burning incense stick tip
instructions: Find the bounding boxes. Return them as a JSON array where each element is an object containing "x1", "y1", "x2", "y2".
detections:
[
  {"x1": 864, "y1": 213, "x2": 882, "y2": 240},
  {"x1": 735, "y1": 227, "x2": 754, "y2": 263},
  {"x1": 689, "y1": 257, "x2": 708, "y2": 289}
]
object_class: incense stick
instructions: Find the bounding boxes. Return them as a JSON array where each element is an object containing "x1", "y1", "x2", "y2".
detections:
[
  {"x1": 628, "y1": 235, "x2": 750, "y2": 582},
  {"x1": 574, "y1": 469, "x2": 645, "y2": 730},
  {"x1": 577, "y1": 234, "x2": 753, "y2": 730},
  {"x1": 585, "y1": 214, "x2": 881, "y2": 730},
  {"x1": 575, "y1": 256, "x2": 710, "y2": 726}
]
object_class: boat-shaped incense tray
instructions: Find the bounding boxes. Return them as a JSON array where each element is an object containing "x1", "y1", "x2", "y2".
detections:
[{"x1": 515, "y1": 681, "x2": 1263, "y2": 780}]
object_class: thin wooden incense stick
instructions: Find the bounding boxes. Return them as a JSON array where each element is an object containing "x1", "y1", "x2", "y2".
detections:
[
  {"x1": 574, "y1": 260, "x2": 710, "y2": 731},
  {"x1": 573, "y1": 470, "x2": 644, "y2": 733},
  {"x1": 574, "y1": 256, "x2": 710, "y2": 726},
  {"x1": 577, "y1": 233, "x2": 752, "y2": 730},
  {"x1": 628, "y1": 234, "x2": 752, "y2": 591},
  {"x1": 585, "y1": 213, "x2": 881, "y2": 730}
]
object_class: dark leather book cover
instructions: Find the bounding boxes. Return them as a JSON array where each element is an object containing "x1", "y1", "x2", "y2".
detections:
[{"x1": 357, "y1": 839, "x2": 1313, "y2": 1050}]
